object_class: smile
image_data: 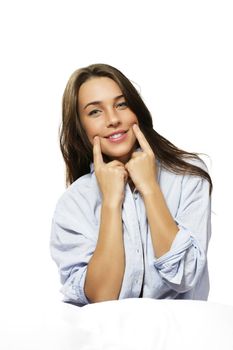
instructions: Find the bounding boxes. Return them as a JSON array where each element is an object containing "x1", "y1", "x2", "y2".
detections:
[{"x1": 106, "y1": 131, "x2": 128, "y2": 143}]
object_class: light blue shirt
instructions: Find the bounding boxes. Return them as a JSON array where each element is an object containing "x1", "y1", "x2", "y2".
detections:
[{"x1": 50, "y1": 148, "x2": 212, "y2": 306}]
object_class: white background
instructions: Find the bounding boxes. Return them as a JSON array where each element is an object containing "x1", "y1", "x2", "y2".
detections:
[{"x1": 0, "y1": 0, "x2": 232, "y2": 323}]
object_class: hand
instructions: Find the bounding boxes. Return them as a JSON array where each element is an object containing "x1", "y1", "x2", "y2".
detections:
[
  {"x1": 93, "y1": 136, "x2": 129, "y2": 204},
  {"x1": 125, "y1": 124, "x2": 157, "y2": 196}
]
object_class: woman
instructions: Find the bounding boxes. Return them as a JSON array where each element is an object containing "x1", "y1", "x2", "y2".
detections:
[{"x1": 50, "y1": 63, "x2": 212, "y2": 306}]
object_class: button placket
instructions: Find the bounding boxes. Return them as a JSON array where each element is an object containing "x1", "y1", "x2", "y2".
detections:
[
  {"x1": 122, "y1": 186, "x2": 144, "y2": 297},
  {"x1": 133, "y1": 189, "x2": 138, "y2": 200}
]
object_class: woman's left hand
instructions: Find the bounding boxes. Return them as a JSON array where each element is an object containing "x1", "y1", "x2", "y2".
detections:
[{"x1": 125, "y1": 124, "x2": 158, "y2": 195}]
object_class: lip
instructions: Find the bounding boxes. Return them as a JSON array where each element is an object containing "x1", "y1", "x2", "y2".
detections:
[
  {"x1": 104, "y1": 129, "x2": 127, "y2": 138},
  {"x1": 105, "y1": 130, "x2": 128, "y2": 143}
]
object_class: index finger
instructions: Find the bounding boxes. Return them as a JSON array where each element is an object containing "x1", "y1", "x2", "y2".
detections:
[
  {"x1": 93, "y1": 136, "x2": 104, "y2": 168},
  {"x1": 132, "y1": 124, "x2": 153, "y2": 154}
]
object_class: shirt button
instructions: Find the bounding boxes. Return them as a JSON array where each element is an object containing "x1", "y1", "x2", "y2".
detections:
[{"x1": 136, "y1": 249, "x2": 140, "y2": 253}]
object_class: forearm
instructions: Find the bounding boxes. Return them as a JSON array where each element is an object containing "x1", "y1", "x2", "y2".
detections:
[
  {"x1": 142, "y1": 183, "x2": 179, "y2": 259},
  {"x1": 84, "y1": 201, "x2": 125, "y2": 303}
]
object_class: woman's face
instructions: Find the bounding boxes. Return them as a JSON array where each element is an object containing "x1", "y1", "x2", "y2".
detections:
[{"x1": 78, "y1": 77, "x2": 139, "y2": 164}]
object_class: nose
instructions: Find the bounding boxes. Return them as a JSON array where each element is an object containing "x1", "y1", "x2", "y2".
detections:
[{"x1": 105, "y1": 109, "x2": 121, "y2": 128}]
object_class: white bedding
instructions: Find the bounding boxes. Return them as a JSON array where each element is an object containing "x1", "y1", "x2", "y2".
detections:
[{"x1": 1, "y1": 298, "x2": 233, "y2": 349}]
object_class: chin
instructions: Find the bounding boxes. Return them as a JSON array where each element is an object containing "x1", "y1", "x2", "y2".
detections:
[
  {"x1": 105, "y1": 152, "x2": 127, "y2": 160},
  {"x1": 109, "y1": 153, "x2": 132, "y2": 165}
]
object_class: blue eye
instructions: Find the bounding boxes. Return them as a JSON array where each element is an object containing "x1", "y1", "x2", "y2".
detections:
[
  {"x1": 89, "y1": 109, "x2": 100, "y2": 116},
  {"x1": 117, "y1": 101, "x2": 128, "y2": 108}
]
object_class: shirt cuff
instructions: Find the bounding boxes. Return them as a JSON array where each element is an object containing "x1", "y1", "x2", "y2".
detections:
[
  {"x1": 61, "y1": 267, "x2": 90, "y2": 306},
  {"x1": 153, "y1": 226, "x2": 193, "y2": 284}
]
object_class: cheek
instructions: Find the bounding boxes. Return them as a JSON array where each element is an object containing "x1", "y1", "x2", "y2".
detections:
[
  {"x1": 84, "y1": 124, "x2": 97, "y2": 138},
  {"x1": 130, "y1": 113, "x2": 139, "y2": 124}
]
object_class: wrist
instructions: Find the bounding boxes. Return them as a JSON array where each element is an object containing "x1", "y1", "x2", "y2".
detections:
[
  {"x1": 102, "y1": 199, "x2": 122, "y2": 210},
  {"x1": 141, "y1": 181, "x2": 160, "y2": 198}
]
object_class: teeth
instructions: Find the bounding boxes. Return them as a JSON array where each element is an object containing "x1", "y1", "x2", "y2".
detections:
[{"x1": 109, "y1": 133, "x2": 124, "y2": 139}]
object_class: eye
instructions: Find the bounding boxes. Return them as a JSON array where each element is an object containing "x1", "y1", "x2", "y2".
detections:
[
  {"x1": 88, "y1": 109, "x2": 101, "y2": 116},
  {"x1": 117, "y1": 101, "x2": 128, "y2": 109}
]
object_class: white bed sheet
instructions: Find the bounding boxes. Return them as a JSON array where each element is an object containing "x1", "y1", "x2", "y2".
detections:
[{"x1": 1, "y1": 298, "x2": 233, "y2": 349}]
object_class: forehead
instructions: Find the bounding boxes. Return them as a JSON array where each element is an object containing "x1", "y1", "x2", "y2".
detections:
[{"x1": 78, "y1": 77, "x2": 122, "y2": 104}]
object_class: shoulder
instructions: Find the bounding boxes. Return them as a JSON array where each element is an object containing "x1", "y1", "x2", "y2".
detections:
[
  {"x1": 183, "y1": 156, "x2": 209, "y2": 173},
  {"x1": 179, "y1": 157, "x2": 211, "y2": 199},
  {"x1": 158, "y1": 156, "x2": 211, "y2": 196},
  {"x1": 181, "y1": 157, "x2": 210, "y2": 188},
  {"x1": 52, "y1": 172, "x2": 101, "y2": 242},
  {"x1": 53, "y1": 172, "x2": 97, "y2": 216},
  {"x1": 158, "y1": 156, "x2": 209, "y2": 179}
]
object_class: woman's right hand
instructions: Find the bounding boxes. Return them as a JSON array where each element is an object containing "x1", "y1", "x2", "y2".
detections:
[{"x1": 93, "y1": 136, "x2": 129, "y2": 205}]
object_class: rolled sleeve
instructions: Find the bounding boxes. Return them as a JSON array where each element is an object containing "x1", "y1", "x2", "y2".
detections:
[
  {"x1": 154, "y1": 163, "x2": 211, "y2": 293},
  {"x1": 60, "y1": 265, "x2": 90, "y2": 306}
]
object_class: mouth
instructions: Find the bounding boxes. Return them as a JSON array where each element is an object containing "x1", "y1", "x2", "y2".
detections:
[{"x1": 104, "y1": 130, "x2": 128, "y2": 143}]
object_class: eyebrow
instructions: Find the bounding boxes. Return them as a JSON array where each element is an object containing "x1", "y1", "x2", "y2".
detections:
[{"x1": 83, "y1": 94, "x2": 124, "y2": 110}]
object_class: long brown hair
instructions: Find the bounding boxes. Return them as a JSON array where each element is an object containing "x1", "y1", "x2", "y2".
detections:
[{"x1": 59, "y1": 63, "x2": 212, "y2": 194}]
